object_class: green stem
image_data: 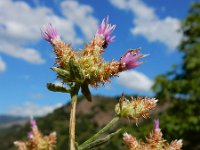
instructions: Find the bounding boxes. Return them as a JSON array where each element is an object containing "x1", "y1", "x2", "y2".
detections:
[
  {"x1": 79, "y1": 129, "x2": 121, "y2": 150},
  {"x1": 79, "y1": 116, "x2": 119, "y2": 149},
  {"x1": 69, "y1": 84, "x2": 80, "y2": 150}
]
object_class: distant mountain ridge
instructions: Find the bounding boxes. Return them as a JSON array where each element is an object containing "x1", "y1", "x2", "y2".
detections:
[{"x1": 0, "y1": 115, "x2": 28, "y2": 128}]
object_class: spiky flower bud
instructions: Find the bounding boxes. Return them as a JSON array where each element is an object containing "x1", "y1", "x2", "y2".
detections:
[
  {"x1": 146, "y1": 119, "x2": 164, "y2": 149},
  {"x1": 123, "y1": 120, "x2": 183, "y2": 150},
  {"x1": 41, "y1": 23, "x2": 60, "y2": 43},
  {"x1": 41, "y1": 18, "x2": 146, "y2": 91},
  {"x1": 115, "y1": 95, "x2": 158, "y2": 122},
  {"x1": 119, "y1": 48, "x2": 144, "y2": 71},
  {"x1": 14, "y1": 119, "x2": 57, "y2": 150},
  {"x1": 123, "y1": 133, "x2": 139, "y2": 149},
  {"x1": 95, "y1": 16, "x2": 116, "y2": 48},
  {"x1": 153, "y1": 119, "x2": 160, "y2": 132},
  {"x1": 30, "y1": 118, "x2": 37, "y2": 129},
  {"x1": 169, "y1": 140, "x2": 183, "y2": 150}
]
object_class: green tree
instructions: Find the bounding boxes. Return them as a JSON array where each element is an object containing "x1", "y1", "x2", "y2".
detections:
[{"x1": 153, "y1": 2, "x2": 200, "y2": 150}]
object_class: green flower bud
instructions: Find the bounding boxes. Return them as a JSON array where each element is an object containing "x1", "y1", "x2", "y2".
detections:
[{"x1": 115, "y1": 96, "x2": 158, "y2": 122}]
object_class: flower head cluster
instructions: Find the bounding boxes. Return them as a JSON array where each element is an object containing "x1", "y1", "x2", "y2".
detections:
[
  {"x1": 123, "y1": 133, "x2": 139, "y2": 149},
  {"x1": 119, "y1": 48, "x2": 144, "y2": 71},
  {"x1": 123, "y1": 120, "x2": 183, "y2": 150},
  {"x1": 41, "y1": 23, "x2": 60, "y2": 43},
  {"x1": 41, "y1": 17, "x2": 145, "y2": 89},
  {"x1": 14, "y1": 118, "x2": 57, "y2": 150},
  {"x1": 95, "y1": 16, "x2": 116, "y2": 48},
  {"x1": 115, "y1": 95, "x2": 158, "y2": 123},
  {"x1": 153, "y1": 119, "x2": 160, "y2": 132}
]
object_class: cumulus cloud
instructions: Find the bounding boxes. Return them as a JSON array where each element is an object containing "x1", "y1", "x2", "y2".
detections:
[
  {"x1": 109, "y1": 0, "x2": 182, "y2": 50},
  {"x1": 0, "y1": 0, "x2": 97, "y2": 65},
  {"x1": 7, "y1": 102, "x2": 63, "y2": 117},
  {"x1": 0, "y1": 0, "x2": 46, "y2": 64},
  {"x1": 53, "y1": 80, "x2": 64, "y2": 86},
  {"x1": 61, "y1": 1, "x2": 98, "y2": 40},
  {"x1": 116, "y1": 70, "x2": 154, "y2": 92},
  {"x1": 0, "y1": 42, "x2": 45, "y2": 64},
  {"x1": 0, "y1": 57, "x2": 6, "y2": 72}
]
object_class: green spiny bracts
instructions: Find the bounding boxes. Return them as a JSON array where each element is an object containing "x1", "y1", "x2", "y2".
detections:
[
  {"x1": 115, "y1": 95, "x2": 158, "y2": 123},
  {"x1": 52, "y1": 40, "x2": 74, "y2": 69},
  {"x1": 123, "y1": 120, "x2": 183, "y2": 150},
  {"x1": 41, "y1": 18, "x2": 145, "y2": 100},
  {"x1": 51, "y1": 35, "x2": 121, "y2": 87}
]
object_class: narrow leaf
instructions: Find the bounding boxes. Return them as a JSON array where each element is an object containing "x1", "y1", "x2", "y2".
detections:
[
  {"x1": 79, "y1": 129, "x2": 121, "y2": 150},
  {"x1": 51, "y1": 67, "x2": 70, "y2": 76},
  {"x1": 51, "y1": 67, "x2": 72, "y2": 82},
  {"x1": 47, "y1": 83, "x2": 70, "y2": 93},
  {"x1": 81, "y1": 82, "x2": 92, "y2": 102}
]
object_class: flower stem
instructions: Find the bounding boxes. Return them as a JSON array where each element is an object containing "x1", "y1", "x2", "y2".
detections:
[
  {"x1": 79, "y1": 116, "x2": 119, "y2": 149},
  {"x1": 79, "y1": 129, "x2": 121, "y2": 150},
  {"x1": 69, "y1": 84, "x2": 80, "y2": 150}
]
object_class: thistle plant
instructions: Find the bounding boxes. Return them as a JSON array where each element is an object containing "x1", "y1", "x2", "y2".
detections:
[
  {"x1": 14, "y1": 118, "x2": 56, "y2": 150},
  {"x1": 115, "y1": 95, "x2": 158, "y2": 123},
  {"x1": 123, "y1": 119, "x2": 183, "y2": 150},
  {"x1": 14, "y1": 17, "x2": 183, "y2": 150}
]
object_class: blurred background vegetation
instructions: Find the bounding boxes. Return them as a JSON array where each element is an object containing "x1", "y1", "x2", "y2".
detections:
[
  {"x1": 152, "y1": 2, "x2": 200, "y2": 150},
  {"x1": 0, "y1": 2, "x2": 200, "y2": 150}
]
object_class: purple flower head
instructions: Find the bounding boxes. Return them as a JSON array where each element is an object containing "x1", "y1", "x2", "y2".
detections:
[
  {"x1": 153, "y1": 119, "x2": 160, "y2": 131},
  {"x1": 96, "y1": 16, "x2": 116, "y2": 48},
  {"x1": 41, "y1": 23, "x2": 60, "y2": 42},
  {"x1": 30, "y1": 118, "x2": 37, "y2": 129},
  {"x1": 28, "y1": 131, "x2": 33, "y2": 139},
  {"x1": 120, "y1": 48, "x2": 144, "y2": 70}
]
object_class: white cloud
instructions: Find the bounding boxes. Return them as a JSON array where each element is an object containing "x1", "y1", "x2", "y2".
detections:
[
  {"x1": 61, "y1": 1, "x2": 98, "y2": 40},
  {"x1": 0, "y1": 0, "x2": 46, "y2": 64},
  {"x1": 109, "y1": 0, "x2": 128, "y2": 9},
  {"x1": 109, "y1": 0, "x2": 182, "y2": 50},
  {"x1": 116, "y1": 70, "x2": 154, "y2": 91},
  {"x1": 0, "y1": 42, "x2": 45, "y2": 64},
  {"x1": 0, "y1": 0, "x2": 97, "y2": 65},
  {"x1": 53, "y1": 80, "x2": 64, "y2": 86},
  {"x1": 0, "y1": 57, "x2": 6, "y2": 72},
  {"x1": 7, "y1": 102, "x2": 63, "y2": 117}
]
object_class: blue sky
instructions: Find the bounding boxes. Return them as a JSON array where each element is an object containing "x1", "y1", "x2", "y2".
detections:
[{"x1": 0, "y1": 0, "x2": 196, "y2": 116}]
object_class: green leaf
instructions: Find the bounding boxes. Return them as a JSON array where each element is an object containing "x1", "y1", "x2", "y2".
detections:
[
  {"x1": 81, "y1": 82, "x2": 92, "y2": 102},
  {"x1": 47, "y1": 83, "x2": 70, "y2": 93},
  {"x1": 51, "y1": 67, "x2": 70, "y2": 77},
  {"x1": 69, "y1": 57, "x2": 84, "y2": 83},
  {"x1": 78, "y1": 129, "x2": 121, "y2": 150},
  {"x1": 51, "y1": 67, "x2": 71, "y2": 82}
]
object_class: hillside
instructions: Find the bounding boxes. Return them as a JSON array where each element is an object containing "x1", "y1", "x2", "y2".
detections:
[
  {"x1": 0, "y1": 115, "x2": 28, "y2": 128},
  {"x1": 0, "y1": 95, "x2": 167, "y2": 150}
]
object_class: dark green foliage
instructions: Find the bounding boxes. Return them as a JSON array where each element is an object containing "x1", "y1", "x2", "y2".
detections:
[{"x1": 153, "y1": 2, "x2": 200, "y2": 149}]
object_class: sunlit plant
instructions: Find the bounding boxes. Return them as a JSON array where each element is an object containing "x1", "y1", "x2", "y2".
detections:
[
  {"x1": 123, "y1": 119, "x2": 183, "y2": 150},
  {"x1": 14, "y1": 17, "x2": 182, "y2": 150}
]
